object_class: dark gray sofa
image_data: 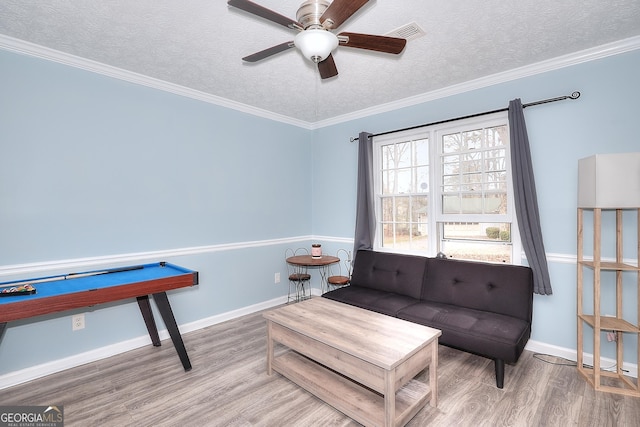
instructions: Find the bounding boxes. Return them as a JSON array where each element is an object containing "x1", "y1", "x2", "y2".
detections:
[{"x1": 323, "y1": 249, "x2": 534, "y2": 388}]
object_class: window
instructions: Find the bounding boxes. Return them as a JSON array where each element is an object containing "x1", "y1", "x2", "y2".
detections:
[
  {"x1": 378, "y1": 136, "x2": 430, "y2": 251},
  {"x1": 373, "y1": 112, "x2": 521, "y2": 264}
]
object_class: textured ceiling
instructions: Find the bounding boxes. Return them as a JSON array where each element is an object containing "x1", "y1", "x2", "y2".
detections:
[{"x1": 1, "y1": 0, "x2": 640, "y2": 125}]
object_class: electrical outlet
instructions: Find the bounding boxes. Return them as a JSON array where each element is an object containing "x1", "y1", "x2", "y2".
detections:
[
  {"x1": 72, "y1": 314, "x2": 85, "y2": 331},
  {"x1": 274, "y1": 272, "x2": 281, "y2": 284}
]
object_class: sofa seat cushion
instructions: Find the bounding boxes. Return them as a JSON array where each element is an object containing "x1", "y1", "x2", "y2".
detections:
[
  {"x1": 397, "y1": 301, "x2": 530, "y2": 363},
  {"x1": 323, "y1": 286, "x2": 419, "y2": 317}
]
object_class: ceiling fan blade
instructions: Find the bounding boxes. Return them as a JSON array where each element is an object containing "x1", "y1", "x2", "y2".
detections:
[
  {"x1": 242, "y1": 41, "x2": 294, "y2": 62},
  {"x1": 228, "y1": 0, "x2": 302, "y2": 29},
  {"x1": 317, "y1": 54, "x2": 338, "y2": 79},
  {"x1": 320, "y1": 0, "x2": 370, "y2": 30},
  {"x1": 338, "y1": 32, "x2": 407, "y2": 54}
]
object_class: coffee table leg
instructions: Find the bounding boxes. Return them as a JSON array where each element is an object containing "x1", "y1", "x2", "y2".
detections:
[
  {"x1": 384, "y1": 369, "x2": 396, "y2": 427},
  {"x1": 430, "y1": 340, "x2": 438, "y2": 407},
  {"x1": 266, "y1": 320, "x2": 273, "y2": 375}
]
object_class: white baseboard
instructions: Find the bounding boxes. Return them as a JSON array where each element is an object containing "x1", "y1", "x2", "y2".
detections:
[
  {"x1": 525, "y1": 339, "x2": 638, "y2": 379},
  {"x1": 1, "y1": 297, "x2": 636, "y2": 390}
]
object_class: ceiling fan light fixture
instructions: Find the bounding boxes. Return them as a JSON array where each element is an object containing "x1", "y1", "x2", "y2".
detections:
[{"x1": 294, "y1": 29, "x2": 338, "y2": 63}]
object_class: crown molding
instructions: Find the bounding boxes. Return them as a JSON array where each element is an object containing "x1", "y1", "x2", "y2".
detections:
[
  {"x1": 312, "y1": 35, "x2": 640, "y2": 129},
  {"x1": 2, "y1": 34, "x2": 639, "y2": 130},
  {"x1": 0, "y1": 35, "x2": 313, "y2": 130}
]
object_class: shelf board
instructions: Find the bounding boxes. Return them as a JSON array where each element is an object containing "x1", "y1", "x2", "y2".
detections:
[
  {"x1": 578, "y1": 260, "x2": 640, "y2": 271},
  {"x1": 577, "y1": 365, "x2": 640, "y2": 397},
  {"x1": 272, "y1": 350, "x2": 431, "y2": 427},
  {"x1": 579, "y1": 314, "x2": 639, "y2": 333}
]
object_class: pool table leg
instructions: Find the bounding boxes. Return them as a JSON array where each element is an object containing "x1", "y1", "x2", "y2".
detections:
[
  {"x1": 153, "y1": 291, "x2": 192, "y2": 371},
  {"x1": 137, "y1": 295, "x2": 161, "y2": 347}
]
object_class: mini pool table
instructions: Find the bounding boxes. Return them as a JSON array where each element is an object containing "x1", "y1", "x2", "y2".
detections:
[{"x1": 0, "y1": 262, "x2": 198, "y2": 371}]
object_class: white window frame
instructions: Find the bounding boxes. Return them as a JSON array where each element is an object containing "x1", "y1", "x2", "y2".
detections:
[{"x1": 372, "y1": 112, "x2": 522, "y2": 265}]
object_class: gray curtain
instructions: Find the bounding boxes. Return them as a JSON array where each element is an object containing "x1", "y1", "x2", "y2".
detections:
[
  {"x1": 509, "y1": 99, "x2": 553, "y2": 295},
  {"x1": 353, "y1": 132, "x2": 375, "y2": 258}
]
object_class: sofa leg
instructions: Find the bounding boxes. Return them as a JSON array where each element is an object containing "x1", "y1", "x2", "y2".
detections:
[{"x1": 495, "y1": 359, "x2": 505, "y2": 388}]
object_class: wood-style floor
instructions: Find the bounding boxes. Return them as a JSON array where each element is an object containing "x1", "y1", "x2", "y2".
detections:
[{"x1": 1, "y1": 307, "x2": 639, "y2": 426}]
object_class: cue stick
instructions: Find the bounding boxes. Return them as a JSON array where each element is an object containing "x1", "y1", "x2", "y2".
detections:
[{"x1": 2, "y1": 265, "x2": 145, "y2": 288}]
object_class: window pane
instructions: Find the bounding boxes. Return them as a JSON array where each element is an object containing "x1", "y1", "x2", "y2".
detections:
[
  {"x1": 442, "y1": 134, "x2": 460, "y2": 153},
  {"x1": 395, "y1": 196, "x2": 410, "y2": 222},
  {"x1": 460, "y1": 157, "x2": 482, "y2": 174},
  {"x1": 416, "y1": 166, "x2": 429, "y2": 193},
  {"x1": 382, "y1": 144, "x2": 394, "y2": 169},
  {"x1": 381, "y1": 223, "x2": 395, "y2": 248},
  {"x1": 411, "y1": 196, "x2": 429, "y2": 222},
  {"x1": 381, "y1": 197, "x2": 394, "y2": 221},
  {"x1": 462, "y1": 129, "x2": 483, "y2": 150},
  {"x1": 397, "y1": 142, "x2": 411, "y2": 168},
  {"x1": 442, "y1": 161, "x2": 458, "y2": 176},
  {"x1": 461, "y1": 172, "x2": 482, "y2": 191},
  {"x1": 442, "y1": 222, "x2": 511, "y2": 242},
  {"x1": 382, "y1": 170, "x2": 392, "y2": 194},
  {"x1": 440, "y1": 222, "x2": 512, "y2": 263},
  {"x1": 396, "y1": 169, "x2": 412, "y2": 193},
  {"x1": 440, "y1": 125, "x2": 508, "y2": 216},
  {"x1": 410, "y1": 231, "x2": 429, "y2": 251},
  {"x1": 414, "y1": 139, "x2": 429, "y2": 165},
  {"x1": 382, "y1": 222, "x2": 429, "y2": 251},
  {"x1": 485, "y1": 149, "x2": 506, "y2": 162},
  {"x1": 486, "y1": 126, "x2": 507, "y2": 147},
  {"x1": 484, "y1": 193, "x2": 507, "y2": 214},
  {"x1": 485, "y1": 171, "x2": 506, "y2": 190},
  {"x1": 377, "y1": 135, "x2": 430, "y2": 253},
  {"x1": 442, "y1": 195, "x2": 460, "y2": 214},
  {"x1": 440, "y1": 239, "x2": 511, "y2": 263},
  {"x1": 461, "y1": 193, "x2": 483, "y2": 214}
]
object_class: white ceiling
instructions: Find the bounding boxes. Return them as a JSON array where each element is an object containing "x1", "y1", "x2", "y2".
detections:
[{"x1": 1, "y1": 0, "x2": 640, "y2": 126}]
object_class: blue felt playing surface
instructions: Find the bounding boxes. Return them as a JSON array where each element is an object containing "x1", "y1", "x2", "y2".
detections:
[{"x1": 0, "y1": 263, "x2": 194, "y2": 305}]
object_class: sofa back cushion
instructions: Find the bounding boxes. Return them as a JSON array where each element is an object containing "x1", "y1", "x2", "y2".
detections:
[
  {"x1": 351, "y1": 250, "x2": 427, "y2": 300},
  {"x1": 422, "y1": 258, "x2": 533, "y2": 322}
]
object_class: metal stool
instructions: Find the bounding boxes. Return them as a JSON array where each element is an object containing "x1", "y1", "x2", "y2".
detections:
[{"x1": 285, "y1": 248, "x2": 311, "y2": 302}]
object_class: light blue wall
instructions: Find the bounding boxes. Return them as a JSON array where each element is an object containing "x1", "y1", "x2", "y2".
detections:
[
  {"x1": 1, "y1": 51, "x2": 312, "y2": 263},
  {"x1": 1, "y1": 46, "x2": 639, "y2": 379},
  {"x1": 312, "y1": 49, "x2": 640, "y2": 363},
  {"x1": 0, "y1": 50, "x2": 313, "y2": 375}
]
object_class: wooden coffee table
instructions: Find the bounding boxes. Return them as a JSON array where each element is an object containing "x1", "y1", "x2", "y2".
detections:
[{"x1": 263, "y1": 298, "x2": 441, "y2": 427}]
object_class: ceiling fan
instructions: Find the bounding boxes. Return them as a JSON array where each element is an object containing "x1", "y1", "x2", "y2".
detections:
[{"x1": 227, "y1": 0, "x2": 407, "y2": 79}]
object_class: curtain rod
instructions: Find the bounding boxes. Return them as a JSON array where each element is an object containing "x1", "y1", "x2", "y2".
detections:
[{"x1": 349, "y1": 91, "x2": 581, "y2": 142}]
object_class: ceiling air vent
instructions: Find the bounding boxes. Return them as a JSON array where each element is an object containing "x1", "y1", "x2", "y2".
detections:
[{"x1": 385, "y1": 22, "x2": 426, "y2": 41}]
